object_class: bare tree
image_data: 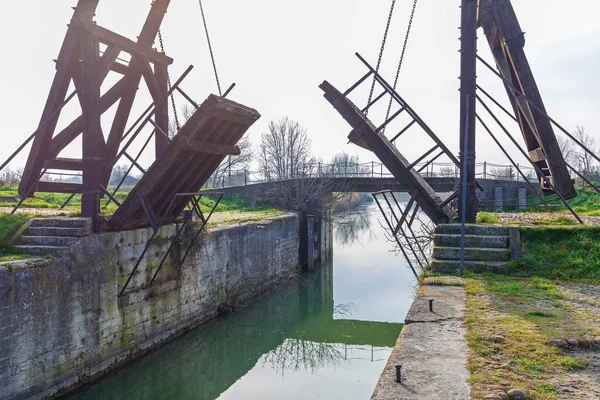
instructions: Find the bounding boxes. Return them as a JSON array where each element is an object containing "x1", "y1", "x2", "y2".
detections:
[
  {"x1": 572, "y1": 125, "x2": 599, "y2": 180},
  {"x1": 0, "y1": 167, "x2": 22, "y2": 186},
  {"x1": 557, "y1": 135, "x2": 575, "y2": 164},
  {"x1": 438, "y1": 167, "x2": 457, "y2": 178},
  {"x1": 328, "y1": 152, "x2": 369, "y2": 177},
  {"x1": 490, "y1": 167, "x2": 515, "y2": 180},
  {"x1": 258, "y1": 117, "x2": 313, "y2": 180}
]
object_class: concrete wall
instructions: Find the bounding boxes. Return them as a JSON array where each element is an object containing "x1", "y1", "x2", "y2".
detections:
[{"x1": 0, "y1": 214, "x2": 303, "y2": 400}]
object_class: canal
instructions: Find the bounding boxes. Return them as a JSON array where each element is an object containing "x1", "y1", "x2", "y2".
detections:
[{"x1": 69, "y1": 200, "x2": 418, "y2": 400}]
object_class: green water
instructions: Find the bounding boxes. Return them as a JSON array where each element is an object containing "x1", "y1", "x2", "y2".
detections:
[{"x1": 69, "y1": 202, "x2": 418, "y2": 399}]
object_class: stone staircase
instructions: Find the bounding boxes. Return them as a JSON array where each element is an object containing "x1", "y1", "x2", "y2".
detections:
[
  {"x1": 16, "y1": 218, "x2": 92, "y2": 256},
  {"x1": 431, "y1": 224, "x2": 517, "y2": 273}
]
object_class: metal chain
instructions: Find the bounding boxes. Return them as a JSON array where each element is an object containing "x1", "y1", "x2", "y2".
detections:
[
  {"x1": 157, "y1": 29, "x2": 181, "y2": 132},
  {"x1": 366, "y1": 0, "x2": 397, "y2": 116},
  {"x1": 198, "y1": 0, "x2": 223, "y2": 96},
  {"x1": 383, "y1": 0, "x2": 419, "y2": 134}
]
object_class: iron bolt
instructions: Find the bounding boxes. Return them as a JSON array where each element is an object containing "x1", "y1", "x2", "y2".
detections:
[{"x1": 395, "y1": 364, "x2": 402, "y2": 383}]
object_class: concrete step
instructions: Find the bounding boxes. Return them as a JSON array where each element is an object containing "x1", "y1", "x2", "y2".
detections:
[
  {"x1": 434, "y1": 234, "x2": 509, "y2": 249},
  {"x1": 27, "y1": 227, "x2": 90, "y2": 238},
  {"x1": 430, "y1": 259, "x2": 508, "y2": 274},
  {"x1": 432, "y1": 246, "x2": 511, "y2": 262},
  {"x1": 435, "y1": 224, "x2": 509, "y2": 237},
  {"x1": 20, "y1": 236, "x2": 80, "y2": 247},
  {"x1": 29, "y1": 218, "x2": 92, "y2": 230},
  {"x1": 15, "y1": 245, "x2": 66, "y2": 257}
]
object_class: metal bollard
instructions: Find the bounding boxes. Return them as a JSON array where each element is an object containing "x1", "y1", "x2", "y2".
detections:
[
  {"x1": 395, "y1": 364, "x2": 402, "y2": 383},
  {"x1": 429, "y1": 299, "x2": 434, "y2": 312}
]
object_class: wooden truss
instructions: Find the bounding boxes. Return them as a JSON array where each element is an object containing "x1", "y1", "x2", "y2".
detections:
[
  {"x1": 478, "y1": 0, "x2": 576, "y2": 199},
  {"x1": 18, "y1": 0, "x2": 173, "y2": 230}
]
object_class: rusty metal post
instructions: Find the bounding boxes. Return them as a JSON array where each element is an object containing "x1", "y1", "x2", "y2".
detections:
[{"x1": 459, "y1": 0, "x2": 478, "y2": 223}]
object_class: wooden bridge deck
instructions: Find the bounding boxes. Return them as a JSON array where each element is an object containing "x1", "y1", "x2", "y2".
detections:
[
  {"x1": 320, "y1": 81, "x2": 454, "y2": 224},
  {"x1": 106, "y1": 95, "x2": 260, "y2": 231}
]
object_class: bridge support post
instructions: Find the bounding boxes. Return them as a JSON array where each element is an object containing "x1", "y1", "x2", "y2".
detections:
[{"x1": 459, "y1": 0, "x2": 478, "y2": 223}]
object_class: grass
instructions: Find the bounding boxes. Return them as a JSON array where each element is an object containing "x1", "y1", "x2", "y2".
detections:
[
  {"x1": 0, "y1": 213, "x2": 31, "y2": 261},
  {"x1": 524, "y1": 186, "x2": 600, "y2": 216},
  {"x1": 477, "y1": 212, "x2": 499, "y2": 224},
  {"x1": 464, "y1": 273, "x2": 597, "y2": 399},
  {"x1": 505, "y1": 226, "x2": 600, "y2": 282}
]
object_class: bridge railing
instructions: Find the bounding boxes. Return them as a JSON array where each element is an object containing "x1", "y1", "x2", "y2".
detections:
[{"x1": 205, "y1": 160, "x2": 543, "y2": 188}]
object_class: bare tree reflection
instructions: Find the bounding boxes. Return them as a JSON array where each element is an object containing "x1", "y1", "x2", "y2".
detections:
[{"x1": 334, "y1": 206, "x2": 376, "y2": 246}]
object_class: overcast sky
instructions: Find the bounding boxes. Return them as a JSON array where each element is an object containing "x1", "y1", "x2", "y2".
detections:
[{"x1": 1, "y1": 0, "x2": 599, "y2": 173}]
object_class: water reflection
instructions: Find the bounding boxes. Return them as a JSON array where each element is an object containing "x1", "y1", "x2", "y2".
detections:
[
  {"x1": 69, "y1": 202, "x2": 416, "y2": 400},
  {"x1": 335, "y1": 206, "x2": 375, "y2": 246},
  {"x1": 70, "y1": 260, "x2": 402, "y2": 400}
]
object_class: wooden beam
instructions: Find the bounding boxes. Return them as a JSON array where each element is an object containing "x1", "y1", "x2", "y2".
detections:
[
  {"x1": 80, "y1": 29, "x2": 104, "y2": 230},
  {"x1": 181, "y1": 137, "x2": 241, "y2": 156},
  {"x1": 44, "y1": 158, "x2": 84, "y2": 171},
  {"x1": 154, "y1": 62, "x2": 170, "y2": 159},
  {"x1": 48, "y1": 76, "x2": 131, "y2": 158},
  {"x1": 79, "y1": 19, "x2": 173, "y2": 65},
  {"x1": 37, "y1": 181, "x2": 83, "y2": 194},
  {"x1": 100, "y1": 45, "x2": 122, "y2": 80}
]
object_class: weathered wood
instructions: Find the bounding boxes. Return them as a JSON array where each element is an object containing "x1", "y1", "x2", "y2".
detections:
[
  {"x1": 348, "y1": 130, "x2": 371, "y2": 151},
  {"x1": 47, "y1": 76, "x2": 129, "y2": 164},
  {"x1": 320, "y1": 81, "x2": 453, "y2": 224},
  {"x1": 460, "y1": 0, "x2": 478, "y2": 223},
  {"x1": 80, "y1": 29, "x2": 104, "y2": 229},
  {"x1": 36, "y1": 181, "x2": 83, "y2": 194},
  {"x1": 43, "y1": 158, "x2": 84, "y2": 171},
  {"x1": 106, "y1": 95, "x2": 260, "y2": 231},
  {"x1": 479, "y1": 0, "x2": 576, "y2": 199},
  {"x1": 181, "y1": 137, "x2": 241, "y2": 156},
  {"x1": 99, "y1": 45, "x2": 122, "y2": 80},
  {"x1": 154, "y1": 62, "x2": 170, "y2": 159},
  {"x1": 80, "y1": 19, "x2": 173, "y2": 65},
  {"x1": 19, "y1": 1, "x2": 100, "y2": 197}
]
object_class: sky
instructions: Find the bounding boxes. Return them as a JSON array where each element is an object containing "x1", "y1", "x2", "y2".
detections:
[{"x1": 1, "y1": 0, "x2": 599, "y2": 173}]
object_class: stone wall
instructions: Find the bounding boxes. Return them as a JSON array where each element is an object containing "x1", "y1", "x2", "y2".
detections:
[{"x1": 0, "y1": 214, "x2": 302, "y2": 400}]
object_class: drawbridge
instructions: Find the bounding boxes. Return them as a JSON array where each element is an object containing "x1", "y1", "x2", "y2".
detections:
[
  {"x1": 320, "y1": 0, "x2": 597, "y2": 274},
  {"x1": 2, "y1": 0, "x2": 260, "y2": 236}
]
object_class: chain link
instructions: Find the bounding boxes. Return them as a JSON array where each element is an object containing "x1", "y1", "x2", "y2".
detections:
[
  {"x1": 198, "y1": 0, "x2": 223, "y2": 96},
  {"x1": 382, "y1": 0, "x2": 419, "y2": 134},
  {"x1": 366, "y1": 0, "x2": 397, "y2": 116},
  {"x1": 157, "y1": 29, "x2": 181, "y2": 133}
]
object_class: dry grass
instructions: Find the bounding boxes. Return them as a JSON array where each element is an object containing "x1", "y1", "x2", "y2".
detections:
[{"x1": 465, "y1": 274, "x2": 598, "y2": 399}]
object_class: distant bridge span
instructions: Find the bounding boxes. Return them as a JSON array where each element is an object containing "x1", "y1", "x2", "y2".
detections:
[{"x1": 215, "y1": 177, "x2": 540, "y2": 209}]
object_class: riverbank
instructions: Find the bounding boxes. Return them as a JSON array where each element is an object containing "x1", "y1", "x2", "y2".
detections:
[{"x1": 0, "y1": 213, "x2": 312, "y2": 400}]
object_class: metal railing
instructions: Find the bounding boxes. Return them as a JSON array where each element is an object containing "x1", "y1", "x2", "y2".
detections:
[{"x1": 204, "y1": 160, "x2": 545, "y2": 189}]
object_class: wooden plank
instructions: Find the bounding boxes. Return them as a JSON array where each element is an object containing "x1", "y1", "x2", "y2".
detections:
[
  {"x1": 106, "y1": 95, "x2": 260, "y2": 231},
  {"x1": 181, "y1": 137, "x2": 241, "y2": 156},
  {"x1": 321, "y1": 81, "x2": 453, "y2": 224},
  {"x1": 37, "y1": 181, "x2": 83, "y2": 194},
  {"x1": 79, "y1": 19, "x2": 173, "y2": 65},
  {"x1": 479, "y1": 0, "x2": 575, "y2": 199},
  {"x1": 43, "y1": 158, "x2": 84, "y2": 171}
]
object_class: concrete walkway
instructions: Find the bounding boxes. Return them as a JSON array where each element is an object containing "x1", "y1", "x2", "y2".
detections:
[{"x1": 371, "y1": 277, "x2": 470, "y2": 400}]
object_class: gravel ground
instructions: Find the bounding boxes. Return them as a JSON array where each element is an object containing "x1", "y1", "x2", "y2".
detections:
[
  {"x1": 495, "y1": 213, "x2": 600, "y2": 226},
  {"x1": 0, "y1": 207, "x2": 73, "y2": 216},
  {"x1": 552, "y1": 283, "x2": 600, "y2": 399}
]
